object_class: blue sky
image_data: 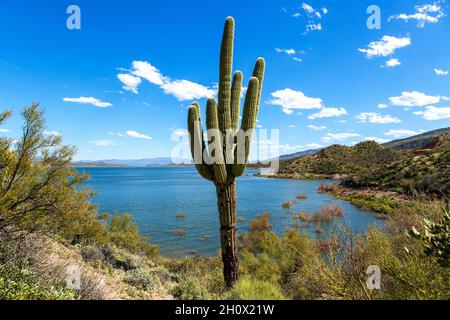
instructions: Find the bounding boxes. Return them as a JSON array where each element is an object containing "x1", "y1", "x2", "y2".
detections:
[{"x1": 0, "y1": 0, "x2": 449, "y2": 160}]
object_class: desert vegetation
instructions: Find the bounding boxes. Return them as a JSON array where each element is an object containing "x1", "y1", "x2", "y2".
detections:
[{"x1": 0, "y1": 104, "x2": 449, "y2": 300}]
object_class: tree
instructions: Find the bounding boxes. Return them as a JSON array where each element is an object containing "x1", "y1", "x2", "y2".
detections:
[
  {"x1": 0, "y1": 103, "x2": 102, "y2": 242},
  {"x1": 187, "y1": 17, "x2": 265, "y2": 288}
]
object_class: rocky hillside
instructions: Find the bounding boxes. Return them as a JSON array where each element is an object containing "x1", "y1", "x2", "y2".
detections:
[
  {"x1": 344, "y1": 134, "x2": 450, "y2": 197},
  {"x1": 277, "y1": 141, "x2": 404, "y2": 178}
]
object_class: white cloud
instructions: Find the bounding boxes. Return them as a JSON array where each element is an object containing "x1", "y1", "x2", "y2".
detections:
[
  {"x1": 126, "y1": 130, "x2": 152, "y2": 140},
  {"x1": 302, "y1": 3, "x2": 314, "y2": 14},
  {"x1": 356, "y1": 112, "x2": 401, "y2": 124},
  {"x1": 293, "y1": 57, "x2": 303, "y2": 63},
  {"x1": 117, "y1": 74, "x2": 142, "y2": 94},
  {"x1": 389, "y1": 3, "x2": 445, "y2": 28},
  {"x1": 90, "y1": 140, "x2": 117, "y2": 147},
  {"x1": 161, "y1": 79, "x2": 216, "y2": 101},
  {"x1": 302, "y1": 2, "x2": 322, "y2": 18},
  {"x1": 288, "y1": 125, "x2": 296, "y2": 128},
  {"x1": 130, "y1": 61, "x2": 167, "y2": 85},
  {"x1": 378, "y1": 103, "x2": 388, "y2": 109},
  {"x1": 359, "y1": 36, "x2": 411, "y2": 58},
  {"x1": 307, "y1": 143, "x2": 324, "y2": 149},
  {"x1": 0, "y1": 128, "x2": 11, "y2": 133},
  {"x1": 308, "y1": 125, "x2": 326, "y2": 131},
  {"x1": 322, "y1": 132, "x2": 361, "y2": 142},
  {"x1": 364, "y1": 137, "x2": 390, "y2": 144},
  {"x1": 385, "y1": 58, "x2": 401, "y2": 68},
  {"x1": 63, "y1": 97, "x2": 112, "y2": 108},
  {"x1": 275, "y1": 48, "x2": 296, "y2": 55},
  {"x1": 414, "y1": 106, "x2": 450, "y2": 120},
  {"x1": 389, "y1": 91, "x2": 446, "y2": 107},
  {"x1": 322, "y1": 8, "x2": 328, "y2": 15},
  {"x1": 308, "y1": 107, "x2": 348, "y2": 119},
  {"x1": 118, "y1": 60, "x2": 214, "y2": 101},
  {"x1": 384, "y1": 129, "x2": 421, "y2": 138},
  {"x1": 434, "y1": 68, "x2": 448, "y2": 75},
  {"x1": 268, "y1": 89, "x2": 323, "y2": 114}
]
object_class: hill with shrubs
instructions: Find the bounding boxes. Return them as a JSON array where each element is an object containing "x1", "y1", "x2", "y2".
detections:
[
  {"x1": 273, "y1": 131, "x2": 449, "y2": 198},
  {"x1": 344, "y1": 134, "x2": 450, "y2": 197},
  {"x1": 276, "y1": 140, "x2": 404, "y2": 178}
]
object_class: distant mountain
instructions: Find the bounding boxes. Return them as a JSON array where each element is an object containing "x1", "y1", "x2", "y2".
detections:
[
  {"x1": 384, "y1": 127, "x2": 450, "y2": 150},
  {"x1": 278, "y1": 148, "x2": 323, "y2": 161},
  {"x1": 74, "y1": 157, "x2": 192, "y2": 167}
]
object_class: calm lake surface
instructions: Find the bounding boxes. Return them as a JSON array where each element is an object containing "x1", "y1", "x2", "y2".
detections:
[{"x1": 77, "y1": 167, "x2": 383, "y2": 258}]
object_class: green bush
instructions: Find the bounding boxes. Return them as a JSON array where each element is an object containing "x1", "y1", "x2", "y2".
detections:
[
  {"x1": 124, "y1": 268, "x2": 156, "y2": 291},
  {"x1": 0, "y1": 263, "x2": 76, "y2": 300},
  {"x1": 81, "y1": 245, "x2": 105, "y2": 263},
  {"x1": 106, "y1": 214, "x2": 158, "y2": 257},
  {"x1": 171, "y1": 277, "x2": 213, "y2": 300},
  {"x1": 227, "y1": 276, "x2": 285, "y2": 300}
]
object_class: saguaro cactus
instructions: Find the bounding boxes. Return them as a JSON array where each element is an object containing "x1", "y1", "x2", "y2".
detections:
[{"x1": 187, "y1": 17, "x2": 265, "y2": 288}]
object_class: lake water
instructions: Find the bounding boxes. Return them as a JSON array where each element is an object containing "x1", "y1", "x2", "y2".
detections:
[{"x1": 76, "y1": 167, "x2": 383, "y2": 258}]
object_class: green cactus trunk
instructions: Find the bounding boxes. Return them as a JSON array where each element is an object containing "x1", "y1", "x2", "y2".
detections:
[
  {"x1": 216, "y1": 180, "x2": 238, "y2": 287},
  {"x1": 187, "y1": 17, "x2": 265, "y2": 288}
]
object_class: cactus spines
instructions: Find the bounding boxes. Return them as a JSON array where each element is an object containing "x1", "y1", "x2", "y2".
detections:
[{"x1": 187, "y1": 16, "x2": 265, "y2": 288}]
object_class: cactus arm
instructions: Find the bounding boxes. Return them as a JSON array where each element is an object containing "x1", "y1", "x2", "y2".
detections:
[
  {"x1": 231, "y1": 77, "x2": 259, "y2": 177},
  {"x1": 188, "y1": 104, "x2": 215, "y2": 181},
  {"x1": 218, "y1": 16, "x2": 234, "y2": 132},
  {"x1": 252, "y1": 57, "x2": 265, "y2": 113},
  {"x1": 230, "y1": 71, "x2": 243, "y2": 131},
  {"x1": 206, "y1": 98, "x2": 228, "y2": 184}
]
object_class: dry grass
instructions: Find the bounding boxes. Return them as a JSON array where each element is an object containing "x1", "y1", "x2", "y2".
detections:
[{"x1": 296, "y1": 205, "x2": 345, "y2": 223}]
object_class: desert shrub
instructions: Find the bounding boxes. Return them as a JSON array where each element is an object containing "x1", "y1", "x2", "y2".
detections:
[
  {"x1": 163, "y1": 256, "x2": 225, "y2": 295},
  {"x1": 0, "y1": 104, "x2": 106, "y2": 244},
  {"x1": 0, "y1": 263, "x2": 76, "y2": 300},
  {"x1": 227, "y1": 276, "x2": 285, "y2": 300},
  {"x1": 124, "y1": 268, "x2": 156, "y2": 291},
  {"x1": 81, "y1": 245, "x2": 105, "y2": 263},
  {"x1": 296, "y1": 194, "x2": 308, "y2": 199},
  {"x1": 241, "y1": 215, "x2": 322, "y2": 295},
  {"x1": 106, "y1": 214, "x2": 158, "y2": 257},
  {"x1": 171, "y1": 276, "x2": 213, "y2": 300},
  {"x1": 409, "y1": 203, "x2": 450, "y2": 267},
  {"x1": 282, "y1": 201, "x2": 297, "y2": 209},
  {"x1": 248, "y1": 212, "x2": 271, "y2": 232},
  {"x1": 102, "y1": 244, "x2": 150, "y2": 271},
  {"x1": 321, "y1": 205, "x2": 344, "y2": 217}
]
